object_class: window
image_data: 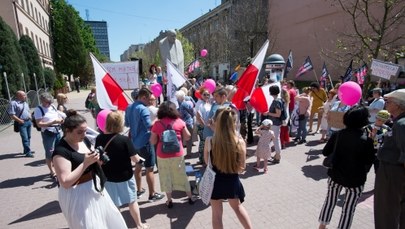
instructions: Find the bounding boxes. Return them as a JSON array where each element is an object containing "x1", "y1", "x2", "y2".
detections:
[
  {"x1": 30, "y1": 3, "x2": 33, "y2": 17},
  {"x1": 20, "y1": 0, "x2": 25, "y2": 10},
  {"x1": 35, "y1": 8, "x2": 38, "y2": 22},
  {"x1": 26, "y1": 0, "x2": 30, "y2": 15},
  {"x1": 39, "y1": 38, "x2": 43, "y2": 53},
  {"x1": 25, "y1": 27, "x2": 28, "y2": 35}
]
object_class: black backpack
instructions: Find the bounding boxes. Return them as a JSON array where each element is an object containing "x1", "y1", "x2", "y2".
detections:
[
  {"x1": 159, "y1": 121, "x2": 180, "y2": 154},
  {"x1": 32, "y1": 106, "x2": 44, "y2": 131}
]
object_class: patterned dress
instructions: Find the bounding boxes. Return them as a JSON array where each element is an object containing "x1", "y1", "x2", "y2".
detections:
[{"x1": 255, "y1": 129, "x2": 274, "y2": 159}]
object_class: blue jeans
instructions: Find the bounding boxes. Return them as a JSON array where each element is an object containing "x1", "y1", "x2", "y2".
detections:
[
  {"x1": 41, "y1": 130, "x2": 61, "y2": 159},
  {"x1": 296, "y1": 117, "x2": 308, "y2": 140},
  {"x1": 19, "y1": 120, "x2": 32, "y2": 154}
]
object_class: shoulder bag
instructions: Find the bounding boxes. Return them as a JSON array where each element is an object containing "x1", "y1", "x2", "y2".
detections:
[
  {"x1": 13, "y1": 105, "x2": 25, "y2": 133},
  {"x1": 199, "y1": 137, "x2": 216, "y2": 205}
]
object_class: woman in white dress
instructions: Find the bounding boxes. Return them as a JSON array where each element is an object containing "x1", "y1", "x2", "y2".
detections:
[{"x1": 52, "y1": 109, "x2": 127, "y2": 229}]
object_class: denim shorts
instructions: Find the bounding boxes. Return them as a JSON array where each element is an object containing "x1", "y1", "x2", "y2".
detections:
[
  {"x1": 41, "y1": 130, "x2": 61, "y2": 159},
  {"x1": 136, "y1": 144, "x2": 156, "y2": 168}
]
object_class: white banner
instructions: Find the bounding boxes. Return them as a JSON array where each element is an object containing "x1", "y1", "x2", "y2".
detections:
[
  {"x1": 102, "y1": 61, "x2": 139, "y2": 89},
  {"x1": 370, "y1": 59, "x2": 400, "y2": 80}
]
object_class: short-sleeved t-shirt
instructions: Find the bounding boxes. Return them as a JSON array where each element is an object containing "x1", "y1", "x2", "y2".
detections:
[
  {"x1": 53, "y1": 138, "x2": 87, "y2": 171},
  {"x1": 95, "y1": 134, "x2": 137, "y2": 182},
  {"x1": 151, "y1": 117, "x2": 185, "y2": 159},
  {"x1": 269, "y1": 99, "x2": 283, "y2": 126}
]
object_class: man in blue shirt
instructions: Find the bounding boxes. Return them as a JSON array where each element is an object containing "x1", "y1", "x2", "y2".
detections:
[
  {"x1": 7, "y1": 91, "x2": 34, "y2": 157},
  {"x1": 125, "y1": 88, "x2": 164, "y2": 202}
]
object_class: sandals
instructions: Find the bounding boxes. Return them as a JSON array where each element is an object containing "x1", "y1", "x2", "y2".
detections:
[{"x1": 166, "y1": 200, "x2": 173, "y2": 209}]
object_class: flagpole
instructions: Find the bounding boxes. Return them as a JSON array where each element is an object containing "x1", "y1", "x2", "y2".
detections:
[
  {"x1": 312, "y1": 69, "x2": 320, "y2": 84},
  {"x1": 90, "y1": 52, "x2": 133, "y2": 103},
  {"x1": 328, "y1": 74, "x2": 334, "y2": 88}
]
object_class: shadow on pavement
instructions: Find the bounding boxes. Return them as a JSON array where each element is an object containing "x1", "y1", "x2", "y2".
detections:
[
  {"x1": 0, "y1": 152, "x2": 24, "y2": 160},
  {"x1": 301, "y1": 165, "x2": 328, "y2": 181},
  {"x1": 305, "y1": 140, "x2": 324, "y2": 147},
  {"x1": 24, "y1": 159, "x2": 46, "y2": 167},
  {"x1": 240, "y1": 162, "x2": 276, "y2": 179},
  {"x1": 0, "y1": 174, "x2": 48, "y2": 189},
  {"x1": 305, "y1": 149, "x2": 323, "y2": 162},
  {"x1": 123, "y1": 192, "x2": 209, "y2": 228},
  {"x1": 358, "y1": 189, "x2": 374, "y2": 203},
  {"x1": 8, "y1": 200, "x2": 61, "y2": 225}
]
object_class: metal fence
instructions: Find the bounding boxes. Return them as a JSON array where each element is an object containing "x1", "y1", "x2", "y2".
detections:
[{"x1": 0, "y1": 88, "x2": 47, "y2": 132}]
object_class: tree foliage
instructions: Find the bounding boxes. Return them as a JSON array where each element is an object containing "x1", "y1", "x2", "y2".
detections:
[
  {"x1": 50, "y1": 0, "x2": 89, "y2": 82},
  {"x1": 0, "y1": 16, "x2": 28, "y2": 98},
  {"x1": 326, "y1": 0, "x2": 405, "y2": 90},
  {"x1": 19, "y1": 35, "x2": 43, "y2": 90}
]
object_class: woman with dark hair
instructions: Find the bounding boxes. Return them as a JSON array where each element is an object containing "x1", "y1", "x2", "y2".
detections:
[
  {"x1": 52, "y1": 110, "x2": 127, "y2": 228},
  {"x1": 95, "y1": 111, "x2": 149, "y2": 229},
  {"x1": 318, "y1": 105, "x2": 374, "y2": 229},
  {"x1": 150, "y1": 101, "x2": 196, "y2": 208},
  {"x1": 309, "y1": 82, "x2": 327, "y2": 133},
  {"x1": 264, "y1": 85, "x2": 283, "y2": 163}
]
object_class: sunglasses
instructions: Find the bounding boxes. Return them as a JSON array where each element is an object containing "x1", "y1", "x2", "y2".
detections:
[{"x1": 202, "y1": 93, "x2": 210, "y2": 96}]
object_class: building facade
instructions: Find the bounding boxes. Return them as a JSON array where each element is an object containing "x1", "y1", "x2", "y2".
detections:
[
  {"x1": 180, "y1": 0, "x2": 269, "y2": 82},
  {"x1": 120, "y1": 44, "x2": 145, "y2": 62},
  {"x1": 0, "y1": 0, "x2": 53, "y2": 68},
  {"x1": 84, "y1": 20, "x2": 110, "y2": 60}
]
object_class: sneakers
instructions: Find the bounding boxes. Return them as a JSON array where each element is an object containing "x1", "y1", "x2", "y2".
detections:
[
  {"x1": 148, "y1": 192, "x2": 165, "y2": 202},
  {"x1": 298, "y1": 139, "x2": 307, "y2": 144},
  {"x1": 137, "y1": 188, "x2": 146, "y2": 198},
  {"x1": 24, "y1": 152, "x2": 34, "y2": 157}
]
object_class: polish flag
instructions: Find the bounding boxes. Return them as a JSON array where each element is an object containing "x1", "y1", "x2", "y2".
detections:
[
  {"x1": 232, "y1": 40, "x2": 269, "y2": 110},
  {"x1": 90, "y1": 53, "x2": 129, "y2": 111},
  {"x1": 250, "y1": 82, "x2": 281, "y2": 113}
]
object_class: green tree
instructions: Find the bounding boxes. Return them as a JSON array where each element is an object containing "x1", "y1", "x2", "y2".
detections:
[
  {"x1": 327, "y1": 0, "x2": 405, "y2": 92},
  {"x1": 176, "y1": 32, "x2": 195, "y2": 68},
  {"x1": 43, "y1": 67, "x2": 57, "y2": 90},
  {"x1": 19, "y1": 35, "x2": 43, "y2": 90},
  {"x1": 51, "y1": 0, "x2": 87, "y2": 82},
  {"x1": 0, "y1": 16, "x2": 28, "y2": 98}
]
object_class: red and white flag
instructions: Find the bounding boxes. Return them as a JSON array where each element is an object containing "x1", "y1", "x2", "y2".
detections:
[
  {"x1": 90, "y1": 53, "x2": 129, "y2": 111},
  {"x1": 249, "y1": 82, "x2": 281, "y2": 113},
  {"x1": 232, "y1": 40, "x2": 269, "y2": 110}
]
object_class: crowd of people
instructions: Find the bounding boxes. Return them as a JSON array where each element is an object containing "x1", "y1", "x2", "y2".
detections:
[{"x1": 6, "y1": 73, "x2": 405, "y2": 228}]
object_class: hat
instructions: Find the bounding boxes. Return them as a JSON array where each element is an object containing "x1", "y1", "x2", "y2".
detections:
[
  {"x1": 376, "y1": 110, "x2": 390, "y2": 121},
  {"x1": 384, "y1": 89, "x2": 405, "y2": 103},
  {"x1": 261, "y1": 119, "x2": 273, "y2": 127},
  {"x1": 372, "y1": 88, "x2": 382, "y2": 94},
  {"x1": 131, "y1": 88, "x2": 140, "y2": 100}
]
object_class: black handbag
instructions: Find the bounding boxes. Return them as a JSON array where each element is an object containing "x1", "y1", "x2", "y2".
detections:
[
  {"x1": 13, "y1": 121, "x2": 20, "y2": 132},
  {"x1": 322, "y1": 132, "x2": 339, "y2": 168},
  {"x1": 13, "y1": 106, "x2": 25, "y2": 133}
]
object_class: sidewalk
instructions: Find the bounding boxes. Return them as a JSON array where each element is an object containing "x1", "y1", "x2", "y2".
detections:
[{"x1": 0, "y1": 89, "x2": 375, "y2": 228}]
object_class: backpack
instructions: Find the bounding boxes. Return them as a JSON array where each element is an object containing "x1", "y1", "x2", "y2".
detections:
[
  {"x1": 32, "y1": 106, "x2": 44, "y2": 131},
  {"x1": 159, "y1": 121, "x2": 180, "y2": 154}
]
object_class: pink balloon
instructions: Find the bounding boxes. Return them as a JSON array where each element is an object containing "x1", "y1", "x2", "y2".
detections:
[
  {"x1": 338, "y1": 81, "x2": 362, "y2": 106},
  {"x1": 200, "y1": 49, "x2": 208, "y2": 57},
  {"x1": 150, "y1": 83, "x2": 163, "y2": 97},
  {"x1": 203, "y1": 79, "x2": 216, "y2": 94},
  {"x1": 96, "y1": 109, "x2": 112, "y2": 133}
]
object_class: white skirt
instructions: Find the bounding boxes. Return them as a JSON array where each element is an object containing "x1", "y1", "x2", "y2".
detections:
[{"x1": 58, "y1": 179, "x2": 127, "y2": 229}]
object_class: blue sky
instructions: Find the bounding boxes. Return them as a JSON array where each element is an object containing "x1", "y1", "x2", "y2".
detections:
[{"x1": 66, "y1": 0, "x2": 218, "y2": 61}]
